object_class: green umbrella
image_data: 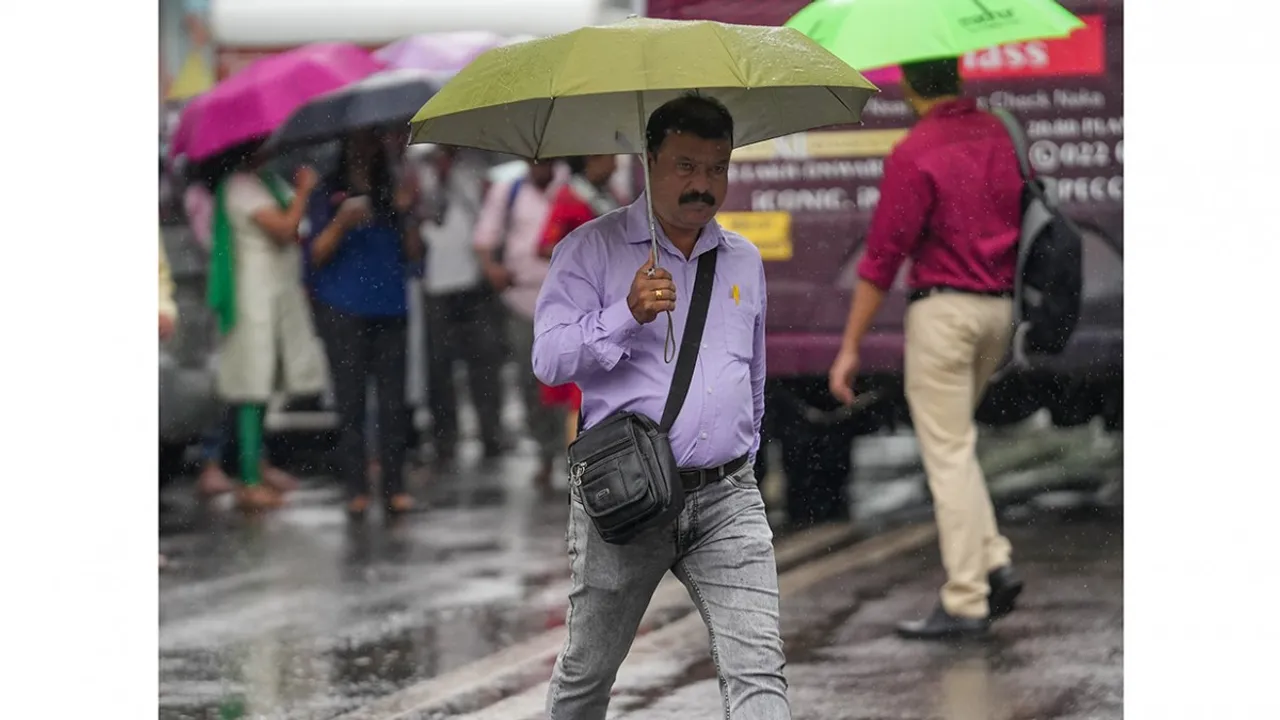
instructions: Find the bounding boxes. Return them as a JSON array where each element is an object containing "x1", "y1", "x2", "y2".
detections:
[
  {"x1": 409, "y1": 16, "x2": 878, "y2": 264},
  {"x1": 785, "y1": 0, "x2": 1084, "y2": 71}
]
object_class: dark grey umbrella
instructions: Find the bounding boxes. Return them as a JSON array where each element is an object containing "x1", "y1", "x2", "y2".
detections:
[{"x1": 265, "y1": 69, "x2": 449, "y2": 153}]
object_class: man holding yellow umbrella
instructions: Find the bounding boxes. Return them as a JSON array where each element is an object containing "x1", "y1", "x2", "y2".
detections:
[{"x1": 409, "y1": 17, "x2": 876, "y2": 718}]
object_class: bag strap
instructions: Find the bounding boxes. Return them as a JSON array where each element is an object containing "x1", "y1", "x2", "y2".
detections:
[
  {"x1": 493, "y1": 178, "x2": 524, "y2": 262},
  {"x1": 659, "y1": 248, "x2": 719, "y2": 432},
  {"x1": 991, "y1": 108, "x2": 1033, "y2": 182},
  {"x1": 987, "y1": 108, "x2": 1034, "y2": 383},
  {"x1": 991, "y1": 107, "x2": 1059, "y2": 212}
]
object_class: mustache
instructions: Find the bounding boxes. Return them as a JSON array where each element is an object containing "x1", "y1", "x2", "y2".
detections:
[{"x1": 679, "y1": 191, "x2": 716, "y2": 206}]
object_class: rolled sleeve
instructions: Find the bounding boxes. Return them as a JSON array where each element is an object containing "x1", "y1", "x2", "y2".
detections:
[
  {"x1": 532, "y1": 235, "x2": 641, "y2": 386},
  {"x1": 591, "y1": 297, "x2": 643, "y2": 368}
]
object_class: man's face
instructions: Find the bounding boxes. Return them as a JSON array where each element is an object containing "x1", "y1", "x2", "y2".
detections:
[{"x1": 648, "y1": 131, "x2": 733, "y2": 233}]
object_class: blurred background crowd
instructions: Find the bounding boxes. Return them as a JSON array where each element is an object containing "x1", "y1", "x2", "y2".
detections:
[{"x1": 159, "y1": 0, "x2": 1121, "y2": 534}]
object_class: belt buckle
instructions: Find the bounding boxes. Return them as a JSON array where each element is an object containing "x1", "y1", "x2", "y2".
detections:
[
  {"x1": 687, "y1": 469, "x2": 708, "y2": 493},
  {"x1": 689, "y1": 464, "x2": 720, "y2": 493}
]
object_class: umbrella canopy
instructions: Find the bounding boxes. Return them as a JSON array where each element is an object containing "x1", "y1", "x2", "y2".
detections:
[
  {"x1": 408, "y1": 16, "x2": 878, "y2": 160},
  {"x1": 785, "y1": 0, "x2": 1083, "y2": 71},
  {"x1": 374, "y1": 31, "x2": 510, "y2": 73},
  {"x1": 167, "y1": 91, "x2": 211, "y2": 160},
  {"x1": 171, "y1": 42, "x2": 384, "y2": 162},
  {"x1": 408, "y1": 15, "x2": 877, "y2": 277},
  {"x1": 265, "y1": 69, "x2": 447, "y2": 154}
]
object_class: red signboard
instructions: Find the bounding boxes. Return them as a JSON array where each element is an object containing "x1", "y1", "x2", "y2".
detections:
[{"x1": 962, "y1": 14, "x2": 1106, "y2": 78}]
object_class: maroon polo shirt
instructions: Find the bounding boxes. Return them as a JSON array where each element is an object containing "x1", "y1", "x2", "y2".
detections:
[{"x1": 857, "y1": 98, "x2": 1025, "y2": 294}]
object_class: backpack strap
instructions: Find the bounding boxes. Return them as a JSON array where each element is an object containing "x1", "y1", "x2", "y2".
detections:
[
  {"x1": 988, "y1": 108, "x2": 1036, "y2": 382},
  {"x1": 493, "y1": 177, "x2": 525, "y2": 263},
  {"x1": 506, "y1": 178, "x2": 524, "y2": 224},
  {"x1": 991, "y1": 108, "x2": 1033, "y2": 182},
  {"x1": 992, "y1": 107, "x2": 1055, "y2": 209}
]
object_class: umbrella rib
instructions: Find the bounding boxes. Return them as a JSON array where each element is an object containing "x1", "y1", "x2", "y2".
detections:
[
  {"x1": 532, "y1": 97, "x2": 557, "y2": 160},
  {"x1": 824, "y1": 86, "x2": 857, "y2": 120},
  {"x1": 709, "y1": 24, "x2": 750, "y2": 88}
]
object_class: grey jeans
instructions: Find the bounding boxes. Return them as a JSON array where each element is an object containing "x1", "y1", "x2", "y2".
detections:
[{"x1": 547, "y1": 466, "x2": 791, "y2": 719}]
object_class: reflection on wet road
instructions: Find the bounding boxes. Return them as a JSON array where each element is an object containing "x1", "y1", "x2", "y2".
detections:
[
  {"x1": 160, "y1": 455, "x2": 574, "y2": 720},
  {"x1": 160, "y1": 420, "x2": 1121, "y2": 720}
]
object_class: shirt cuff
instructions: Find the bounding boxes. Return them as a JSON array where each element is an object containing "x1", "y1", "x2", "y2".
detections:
[{"x1": 591, "y1": 298, "x2": 643, "y2": 370}]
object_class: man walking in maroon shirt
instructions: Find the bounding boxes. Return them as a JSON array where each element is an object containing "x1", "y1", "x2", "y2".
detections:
[{"x1": 829, "y1": 57, "x2": 1026, "y2": 640}]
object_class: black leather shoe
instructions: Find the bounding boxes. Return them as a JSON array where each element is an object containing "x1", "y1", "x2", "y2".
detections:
[
  {"x1": 988, "y1": 565, "x2": 1024, "y2": 620},
  {"x1": 896, "y1": 605, "x2": 989, "y2": 641}
]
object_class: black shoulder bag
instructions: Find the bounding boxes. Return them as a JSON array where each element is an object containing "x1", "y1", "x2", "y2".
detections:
[{"x1": 566, "y1": 248, "x2": 719, "y2": 545}]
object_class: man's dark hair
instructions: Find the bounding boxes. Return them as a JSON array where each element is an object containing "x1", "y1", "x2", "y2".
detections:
[
  {"x1": 645, "y1": 94, "x2": 734, "y2": 155},
  {"x1": 900, "y1": 57, "x2": 962, "y2": 99},
  {"x1": 564, "y1": 155, "x2": 588, "y2": 175}
]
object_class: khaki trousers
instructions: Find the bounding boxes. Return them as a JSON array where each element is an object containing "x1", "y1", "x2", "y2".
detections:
[{"x1": 904, "y1": 293, "x2": 1015, "y2": 619}]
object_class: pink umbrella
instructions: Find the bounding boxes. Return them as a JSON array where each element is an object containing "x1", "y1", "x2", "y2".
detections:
[
  {"x1": 168, "y1": 92, "x2": 211, "y2": 161},
  {"x1": 173, "y1": 42, "x2": 384, "y2": 162},
  {"x1": 374, "y1": 32, "x2": 509, "y2": 73}
]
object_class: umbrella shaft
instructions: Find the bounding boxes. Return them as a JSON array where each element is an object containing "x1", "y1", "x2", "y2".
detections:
[
  {"x1": 637, "y1": 92, "x2": 659, "y2": 269},
  {"x1": 636, "y1": 92, "x2": 675, "y2": 364}
]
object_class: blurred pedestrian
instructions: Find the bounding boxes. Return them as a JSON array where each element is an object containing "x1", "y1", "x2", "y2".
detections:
[
  {"x1": 473, "y1": 158, "x2": 560, "y2": 489},
  {"x1": 160, "y1": 231, "x2": 178, "y2": 571},
  {"x1": 159, "y1": 231, "x2": 178, "y2": 343},
  {"x1": 421, "y1": 146, "x2": 507, "y2": 465},
  {"x1": 828, "y1": 57, "x2": 1025, "y2": 640},
  {"x1": 536, "y1": 154, "x2": 621, "y2": 448},
  {"x1": 209, "y1": 141, "x2": 328, "y2": 512},
  {"x1": 179, "y1": 165, "x2": 297, "y2": 499},
  {"x1": 535, "y1": 95, "x2": 787, "y2": 718},
  {"x1": 304, "y1": 128, "x2": 424, "y2": 519}
]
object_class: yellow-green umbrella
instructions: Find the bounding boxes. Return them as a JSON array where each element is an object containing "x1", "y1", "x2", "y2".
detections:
[{"x1": 409, "y1": 16, "x2": 878, "y2": 261}]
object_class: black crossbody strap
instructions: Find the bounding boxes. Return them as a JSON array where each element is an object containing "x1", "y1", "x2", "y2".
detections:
[{"x1": 659, "y1": 248, "x2": 719, "y2": 432}]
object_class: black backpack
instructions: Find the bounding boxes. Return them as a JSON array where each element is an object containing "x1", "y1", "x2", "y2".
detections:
[{"x1": 992, "y1": 108, "x2": 1084, "y2": 363}]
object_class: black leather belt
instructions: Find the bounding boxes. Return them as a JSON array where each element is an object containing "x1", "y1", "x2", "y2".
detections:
[
  {"x1": 908, "y1": 286, "x2": 1014, "y2": 304},
  {"x1": 678, "y1": 454, "x2": 749, "y2": 493}
]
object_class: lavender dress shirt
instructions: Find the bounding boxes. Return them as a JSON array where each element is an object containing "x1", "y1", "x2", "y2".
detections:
[{"x1": 532, "y1": 196, "x2": 766, "y2": 469}]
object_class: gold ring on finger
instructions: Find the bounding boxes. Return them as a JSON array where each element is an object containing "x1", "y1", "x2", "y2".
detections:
[{"x1": 655, "y1": 289, "x2": 663, "y2": 299}]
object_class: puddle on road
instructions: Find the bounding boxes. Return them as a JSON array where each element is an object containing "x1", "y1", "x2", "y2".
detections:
[{"x1": 159, "y1": 487, "x2": 574, "y2": 720}]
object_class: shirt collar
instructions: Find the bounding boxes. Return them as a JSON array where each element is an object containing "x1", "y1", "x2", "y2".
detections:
[{"x1": 624, "y1": 193, "x2": 727, "y2": 259}]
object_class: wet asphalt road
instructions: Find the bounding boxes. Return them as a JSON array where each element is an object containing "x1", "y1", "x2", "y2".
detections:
[
  {"x1": 159, "y1": 419, "x2": 1122, "y2": 720},
  {"x1": 585, "y1": 512, "x2": 1122, "y2": 720}
]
